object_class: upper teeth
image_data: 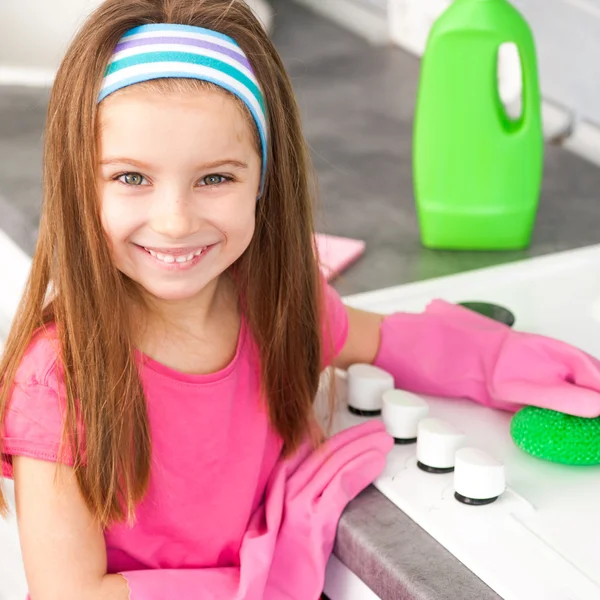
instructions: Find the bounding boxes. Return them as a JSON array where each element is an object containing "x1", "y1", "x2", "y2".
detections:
[{"x1": 145, "y1": 248, "x2": 204, "y2": 263}]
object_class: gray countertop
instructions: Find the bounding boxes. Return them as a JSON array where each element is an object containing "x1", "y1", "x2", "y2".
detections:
[
  {"x1": 2, "y1": 2, "x2": 600, "y2": 599},
  {"x1": 335, "y1": 487, "x2": 501, "y2": 600}
]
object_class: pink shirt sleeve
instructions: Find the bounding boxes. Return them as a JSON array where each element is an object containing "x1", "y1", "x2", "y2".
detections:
[
  {"x1": 320, "y1": 277, "x2": 349, "y2": 368},
  {"x1": 1, "y1": 324, "x2": 72, "y2": 478}
]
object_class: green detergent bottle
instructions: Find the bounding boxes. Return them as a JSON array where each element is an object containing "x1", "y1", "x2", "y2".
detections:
[{"x1": 413, "y1": 0, "x2": 543, "y2": 250}]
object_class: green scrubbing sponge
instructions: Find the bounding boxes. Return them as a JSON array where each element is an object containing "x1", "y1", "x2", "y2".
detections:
[{"x1": 511, "y1": 406, "x2": 600, "y2": 466}]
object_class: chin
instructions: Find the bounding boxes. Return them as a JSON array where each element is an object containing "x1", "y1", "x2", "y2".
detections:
[{"x1": 140, "y1": 282, "x2": 213, "y2": 303}]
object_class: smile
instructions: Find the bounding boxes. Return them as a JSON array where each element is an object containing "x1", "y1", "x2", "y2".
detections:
[
  {"x1": 134, "y1": 243, "x2": 216, "y2": 270},
  {"x1": 143, "y1": 247, "x2": 206, "y2": 264}
]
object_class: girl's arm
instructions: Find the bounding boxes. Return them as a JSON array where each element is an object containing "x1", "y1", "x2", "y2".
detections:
[
  {"x1": 13, "y1": 456, "x2": 129, "y2": 600},
  {"x1": 333, "y1": 306, "x2": 384, "y2": 370},
  {"x1": 14, "y1": 457, "x2": 240, "y2": 600}
]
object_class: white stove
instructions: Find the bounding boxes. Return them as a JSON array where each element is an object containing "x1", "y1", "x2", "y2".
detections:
[{"x1": 324, "y1": 244, "x2": 600, "y2": 600}]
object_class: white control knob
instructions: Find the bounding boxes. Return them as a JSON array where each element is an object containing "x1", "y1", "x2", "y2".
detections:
[
  {"x1": 381, "y1": 390, "x2": 429, "y2": 444},
  {"x1": 454, "y1": 447, "x2": 506, "y2": 505},
  {"x1": 347, "y1": 364, "x2": 394, "y2": 416},
  {"x1": 416, "y1": 418, "x2": 466, "y2": 473}
]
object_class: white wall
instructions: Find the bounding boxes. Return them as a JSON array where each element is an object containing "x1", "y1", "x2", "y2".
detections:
[
  {"x1": 0, "y1": 0, "x2": 104, "y2": 72},
  {"x1": 0, "y1": 0, "x2": 272, "y2": 85},
  {"x1": 388, "y1": 0, "x2": 451, "y2": 55}
]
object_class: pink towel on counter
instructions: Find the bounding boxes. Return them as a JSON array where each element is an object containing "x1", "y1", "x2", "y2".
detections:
[{"x1": 315, "y1": 233, "x2": 366, "y2": 281}]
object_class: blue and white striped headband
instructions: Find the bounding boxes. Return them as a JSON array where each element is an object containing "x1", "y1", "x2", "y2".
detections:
[{"x1": 98, "y1": 23, "x2": 268, "y2": 194}]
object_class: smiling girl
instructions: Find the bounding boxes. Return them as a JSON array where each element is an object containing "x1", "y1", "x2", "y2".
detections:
[{"x1": 3, "y1": 1, "x2": 600, "y2": 599}]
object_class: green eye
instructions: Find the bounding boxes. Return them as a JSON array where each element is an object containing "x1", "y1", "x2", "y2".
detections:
[
  {"x1": 120, "y1": 173, "x2": 145, "y2": 186},
  {"x1": 201, "y1": 174, "x2": 227, "y2": 186}
]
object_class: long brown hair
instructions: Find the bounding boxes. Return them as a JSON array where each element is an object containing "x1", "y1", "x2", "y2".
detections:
[{"x1": 0, "y1": 0, "x2": 325, "y2": 526}]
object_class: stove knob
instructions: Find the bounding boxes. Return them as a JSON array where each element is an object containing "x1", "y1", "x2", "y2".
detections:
[
  {"x1": 416, "y1": 418, "x2": 466, "y2": 473},
  {"x1": 454, "y1": 447, "x2": 506, "y2": 505},
  {"x1": 382, "y1": 390, "x2": 429, "y2": 444},
  {"x1": 347, "y1": 364, "x2": 394, "y2": 416}
]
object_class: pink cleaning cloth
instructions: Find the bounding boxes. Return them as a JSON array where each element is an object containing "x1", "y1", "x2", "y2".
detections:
[
  {"x1": 315, "y1": 233, "x2": 365, "y2": 281},
  {"x1": 121, "y1": 421, "x2": 393, "y2": 599},
  {"x1": 374, "y1": 299, "x2": 600, "y2": 417}
]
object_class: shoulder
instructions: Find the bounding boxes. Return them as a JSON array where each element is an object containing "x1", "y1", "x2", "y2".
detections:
[
  {"x1": 2, "y1": 322, "x2": 70, "y2": 478},
  {"x1": 13, "y1": 323, "x2": 62, "y2": 390}
]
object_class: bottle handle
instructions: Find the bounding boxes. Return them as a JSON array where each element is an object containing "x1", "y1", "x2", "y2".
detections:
[
  {"x1": 496, "y1": 36, "x2": 541, "y2": 133},
  {"x1": 497, "y1": 42, "x2": 523, "y2": 124}
]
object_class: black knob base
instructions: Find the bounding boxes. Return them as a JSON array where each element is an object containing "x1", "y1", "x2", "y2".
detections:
[
  {"x1": 454, "y1": 491, "x2": 498, "y2": 506},
  {"x1": 458, "y1": 301, "x2": 515, "y2": 328},
  {"x1": 348, "y1": 406, "x2": 382, "y2": 417},
  {"x1": 417, "y1": 461, "x2": 454, "y2": 474}
]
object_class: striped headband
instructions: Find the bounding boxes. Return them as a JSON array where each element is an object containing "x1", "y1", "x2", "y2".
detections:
[{"x1": 98, "y1": 23, "x2": 268, "y2": 194}]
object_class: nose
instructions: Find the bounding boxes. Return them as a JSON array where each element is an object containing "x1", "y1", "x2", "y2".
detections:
[{"x1": 150, "y1": 187, "x2": 201, "y2": 240}]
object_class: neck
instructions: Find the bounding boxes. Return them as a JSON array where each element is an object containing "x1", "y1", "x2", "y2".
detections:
[{"x1": 136, "y1": 274, "x2": 236, "y2": 349}]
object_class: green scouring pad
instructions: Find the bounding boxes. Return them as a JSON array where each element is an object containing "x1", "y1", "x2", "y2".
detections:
[{"x1": 510, "y1": 406, "x2": 600, "y2": 466}]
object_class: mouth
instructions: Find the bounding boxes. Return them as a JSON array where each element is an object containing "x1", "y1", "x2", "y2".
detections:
[
  {"x1": 134, "y1": 244, "x2": 215, "y2": 267},
  {"x1": 143, "y1": 246, "x2": 206, "y2": 264}
]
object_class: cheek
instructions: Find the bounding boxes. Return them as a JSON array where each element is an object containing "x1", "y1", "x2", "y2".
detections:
[
  {"x1": 100, "y1": 193, "x2": 143, "y2": 241},
  {"x1": 211, "y1": 196, "x2": 257, "y2": 242},
  {"x1": 228, "y1": 206, "x2": 256, "y2": 246}
]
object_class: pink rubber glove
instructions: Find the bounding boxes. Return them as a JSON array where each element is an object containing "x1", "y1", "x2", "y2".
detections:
[
  {"x1": 264, "y1": 420, "x2": 393, "y2": 599},
  {"x1": 120, "y1": 421, "x2": 392, "y2": 600},
  {"x1": 374, "y1": 299, "x2": 600, "y2": 417}
]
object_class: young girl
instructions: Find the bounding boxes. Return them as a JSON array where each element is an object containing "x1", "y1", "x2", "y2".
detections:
[{"x1": 2, "y1": 1, "x2": 600, "y2": 599}]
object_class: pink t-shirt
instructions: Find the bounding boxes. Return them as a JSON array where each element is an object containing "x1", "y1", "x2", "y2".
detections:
[{"x1": 1, "y1": 281, "x2": 348, "y2": 573}]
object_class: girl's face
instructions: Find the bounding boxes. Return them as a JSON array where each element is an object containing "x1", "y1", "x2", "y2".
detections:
[{"x1": 97, "y1": 85, "x2": 262, "y2": 304}]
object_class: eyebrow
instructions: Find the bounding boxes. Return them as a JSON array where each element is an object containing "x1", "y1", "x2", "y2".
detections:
[{"x1": 99, "y1": 158, "x2": 249, "y2": 170}]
